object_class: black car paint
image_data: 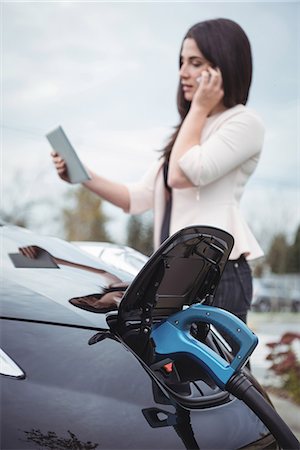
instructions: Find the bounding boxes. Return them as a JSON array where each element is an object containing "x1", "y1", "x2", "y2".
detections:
[
  {"x1": 1, "y1": 319, "x2": 269, "y2": 450},
  {"x1": 0, "y1": 224, "x2": 277, "y2": 449}
]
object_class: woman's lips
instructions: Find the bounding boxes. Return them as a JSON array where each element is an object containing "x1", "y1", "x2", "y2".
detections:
[{"x1": 182, "y1": 84, "x2": 193, "y2": 91}]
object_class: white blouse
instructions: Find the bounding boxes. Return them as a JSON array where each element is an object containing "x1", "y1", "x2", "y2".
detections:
[{"x1": 125, "y1": 104, "x2": 265, "y2": 260}]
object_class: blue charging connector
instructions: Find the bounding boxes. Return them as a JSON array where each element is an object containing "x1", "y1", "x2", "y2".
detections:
[
  {"x1": 150, "y1": 295, "x2": 300, "y2": 449},
  {"x1": 151, "y1": 304, "x2": 258, "y2": 389}
]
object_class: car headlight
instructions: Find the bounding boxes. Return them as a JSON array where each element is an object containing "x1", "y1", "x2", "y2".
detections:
[{"x1": 0, "y1": 348, "x2": 25, "y2": 379}]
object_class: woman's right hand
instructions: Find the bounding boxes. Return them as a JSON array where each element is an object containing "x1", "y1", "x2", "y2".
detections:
[
  {"x1": 51, "y1": 151, "x2": 71, "y2": 183},
  {"x1": 191, "y1": 67, "x2": 224, "y2": 116}
]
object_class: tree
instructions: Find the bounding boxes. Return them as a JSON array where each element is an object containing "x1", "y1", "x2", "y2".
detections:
[
  {"x1": 252, "y1": 260, "x2": 265, "y2": 278},
  {"x1": 1, "y1": 201, "x2": 34, "y2": 228},
  {"x1": 0, "y1": 169, "x2": 56, "y2": 232},
  {"x1": 62, "y1": 186, "x2": 111, "y2": 242},
  {"x1": 267, "y1": 226, "x2": 300, "y2": 274},
  {"x1": 267, "y1": 233, "x2": 289, "y2": 274},
  {"x1": 286, "y1": 225, "x2": 300, "y2": 273},
  {"x1": 126, "y1": 214, "x2": 153, "y2": 256}
]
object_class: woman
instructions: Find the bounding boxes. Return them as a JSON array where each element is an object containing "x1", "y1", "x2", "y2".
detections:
[{"x1": 52, "y1": 18, "x2": 265, "y2": 325}]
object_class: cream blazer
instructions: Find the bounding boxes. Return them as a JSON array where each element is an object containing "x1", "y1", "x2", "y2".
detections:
[{"x1": 125, "y1": 105, "x2": 265, "y2": 260}]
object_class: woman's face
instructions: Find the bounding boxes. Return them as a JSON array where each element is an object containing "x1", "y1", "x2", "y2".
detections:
[{"x1": 179, "y1": 38, "x2": 211, "y2": 101}]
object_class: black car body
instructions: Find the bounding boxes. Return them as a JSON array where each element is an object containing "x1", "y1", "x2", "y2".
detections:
[{"x1": 1, "y1": 223, "x2": 279, "y2": 449}]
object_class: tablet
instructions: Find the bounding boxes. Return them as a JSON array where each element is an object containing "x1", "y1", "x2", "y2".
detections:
[
  {"x1": 9, "y1": 250, "x2": 59, "y2": 269},
  {"x1": 46, "y1": 126, "x2": 91, "y2": 184}
]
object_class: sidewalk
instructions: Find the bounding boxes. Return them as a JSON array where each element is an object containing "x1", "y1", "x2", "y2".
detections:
[
  {"x1": 248, "y1": 312, "x2": 300, "y2": 441},
  {"x1": 268, "y1": 393, "x2": 300, "y2": 440}
]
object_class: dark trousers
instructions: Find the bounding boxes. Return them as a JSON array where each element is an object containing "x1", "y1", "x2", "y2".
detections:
[{"x1": 212, "y1": 256, "x2": 253, "y2": 355}]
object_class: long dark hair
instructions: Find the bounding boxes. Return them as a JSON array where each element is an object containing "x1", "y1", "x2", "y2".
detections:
[{"x1": 162, "y1": 18, "x2": 253, "y2": 161}]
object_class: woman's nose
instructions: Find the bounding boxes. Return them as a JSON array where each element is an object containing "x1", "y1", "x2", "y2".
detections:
[{"x1": 179, "y1": 63, "x2": 189, "y2": 78}]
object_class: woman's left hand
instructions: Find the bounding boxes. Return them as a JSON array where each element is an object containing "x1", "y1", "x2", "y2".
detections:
[{"x1": 191, "y1": 67, "x2": 224, "y2": 115}]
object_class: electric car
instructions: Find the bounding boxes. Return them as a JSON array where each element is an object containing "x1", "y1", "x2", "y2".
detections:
[
  {"x1": 0, "y1": 222, "x2": 296, "y2": 450},
  {"x1": 72, "y1": 241, "x2": 148, "y2": 276}
]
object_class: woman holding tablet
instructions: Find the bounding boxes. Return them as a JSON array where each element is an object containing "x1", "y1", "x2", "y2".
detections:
[{"x1": 52, "y1": 18, "x2": 265, "y2": 329}]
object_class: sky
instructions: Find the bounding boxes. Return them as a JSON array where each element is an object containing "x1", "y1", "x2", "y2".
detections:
[{"x1": 1, "y1": 1, "x2": 299, "y2": 250}]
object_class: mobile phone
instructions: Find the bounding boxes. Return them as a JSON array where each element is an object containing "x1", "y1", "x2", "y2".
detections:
[{"x1": 197, "y1": 72, "x2": 212, "y2": 83}]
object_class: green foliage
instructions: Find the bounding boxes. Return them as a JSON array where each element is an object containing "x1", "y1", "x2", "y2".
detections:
[
  {"x1": 284, "y1": 369, "x2": 300, "y2": 404},
  {"x1": 62, "y1": 187, "x2": 111, "y2": 242},
  {"x1": 266, "y1": 332, "x2": 300, "y2": 404},
  {"x1": 267, "y1": 226, "x2": 300, "y2": 274},
  {"x1": 267, "y1": 233, "x2": 289, "y2": 274},
  {"x1": 286, "y1": 226, "x2": 300, "y2": 273},
  {"x1": 252, "y1": 260, "x2": 264, "y2": 278},
  {"x1": 126, "y1": 214, "x2": 153, "y2": 256}
]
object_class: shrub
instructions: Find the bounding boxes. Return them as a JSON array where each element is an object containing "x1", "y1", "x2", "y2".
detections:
[{"x1": 266, "y1": 332, "x2": 300, "y2": 404}]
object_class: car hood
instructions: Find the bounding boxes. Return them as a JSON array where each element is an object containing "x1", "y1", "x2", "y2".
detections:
[
  {"x1": 1, "y1": 224, "x2": 134, "y2": 329},
  {"x1": 1, "y1": 225, "x2": 234, "y2": 331}
]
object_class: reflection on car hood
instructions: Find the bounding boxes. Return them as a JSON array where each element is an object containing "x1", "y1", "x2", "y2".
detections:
[{"x1": 1, "y1": 225, "x2": 134, "y2": 328}]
